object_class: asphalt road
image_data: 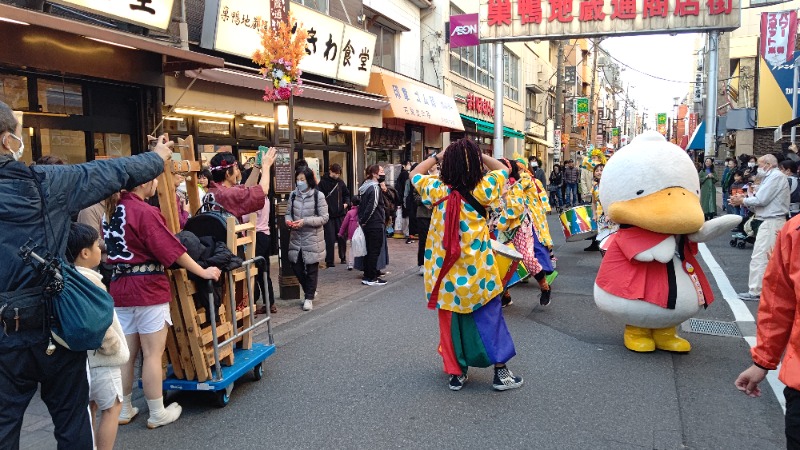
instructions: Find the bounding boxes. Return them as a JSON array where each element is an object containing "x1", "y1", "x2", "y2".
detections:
[{"x1": 111, "y1": 214, "x2": 786, "y2": 450}]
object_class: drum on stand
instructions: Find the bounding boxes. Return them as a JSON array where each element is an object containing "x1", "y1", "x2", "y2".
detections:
[
  {"x1": 559, "y1": 205, "x2": 598, "y2": 242},
  {"x1": 490, "y1": 240, "x2": 523, "y2": 288}
]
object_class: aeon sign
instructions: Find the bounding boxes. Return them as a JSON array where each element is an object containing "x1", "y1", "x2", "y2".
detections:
[{"x1": 450, "y1": 13, "x2": 480, "y2": 49}]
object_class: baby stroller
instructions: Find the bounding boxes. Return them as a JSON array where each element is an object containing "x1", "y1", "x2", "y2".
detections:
[{"x1": 730, "y1": 215, "x2": 761, "y2": 249}]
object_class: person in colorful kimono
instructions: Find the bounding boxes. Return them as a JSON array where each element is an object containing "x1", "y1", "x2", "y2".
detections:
[{"x1": 410, "y1": 139, "x2": 524, "y2": 392}]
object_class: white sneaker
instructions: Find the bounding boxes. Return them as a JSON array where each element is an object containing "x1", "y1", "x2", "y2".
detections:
[
  {"x1": 118, "y1": 405, "x2": 139, "y2": 425},
  {"x1": 418, "y1": 266, "x2": 424, "y2": 276},
  {"x1": 147, "y1": 403, "x2": 182, "y2": 429},
  {"x1": 302, "y1": 299, "x2": 313, "y2": 311}
]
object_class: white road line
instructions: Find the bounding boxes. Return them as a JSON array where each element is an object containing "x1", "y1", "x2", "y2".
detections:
[
  {"x1": 699, "y1": 243, "x2": 786, "y2": 413},
  {"x1": 697, "y1": 243, "x2": 754, "y2": 322}
]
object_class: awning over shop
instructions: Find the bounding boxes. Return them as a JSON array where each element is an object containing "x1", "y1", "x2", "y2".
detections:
[
  {"x1": 0, "y1": 4, "x2": 223, "y2": 72},
  {"x1": 528, "y1": 135, "x2": 554, "y2": 147},
  {"x1": 686, "y1": 121, "x2": 706, "y2": 150},
  {"x1": 367, "y1": 69, "x2": 464, "y2": 131},
  {"x1": 461, "y1": 114, "x2": 525, "y2": 139},
  {"x1": 185, "y1": 69, "x2": 390, "y2": 110}
]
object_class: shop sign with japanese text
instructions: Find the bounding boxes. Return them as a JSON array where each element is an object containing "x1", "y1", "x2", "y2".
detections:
[
  {"x1": 202, "y1": 0, "x2": 376, "y2": 86},
  {"x1": 467, "y1": 93, "x2": 495, "y2": 117},
  {"x1": 370, "y1": 73, "x2": 464, "y2": 130},
  {"x1": 49, "y1": 0, "x2": 175, "y2": 30},
  {"x1": 657, "y1": 112, "x2": 667, "y2": 135},
  {"x1": 269, "y1": 0, "x2": 288, "y2": 30},
  {"x1": 479, "y1": 0, "x2": 740, "y2": 41},
  {"x1": 450, "y1": 14, "x2": 481, "y2": 48},
  {"x1": 760, "y1": 10, "x2": 797, "y2": 68},
  {"x1": 575, "y1": 97, "x2": 589, "y2": 127}
]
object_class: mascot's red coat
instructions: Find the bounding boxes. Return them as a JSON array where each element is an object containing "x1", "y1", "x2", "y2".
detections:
[{"x1": 596, "y1": 226, "x2": 714, "y2": 309}]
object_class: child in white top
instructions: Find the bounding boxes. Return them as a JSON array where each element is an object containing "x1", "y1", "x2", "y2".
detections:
[{"x1": 66, "y1": 223, "x2": 129, "y2": 450}]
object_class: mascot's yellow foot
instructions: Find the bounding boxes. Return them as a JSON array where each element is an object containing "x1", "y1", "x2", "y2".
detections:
[
  {"x1": 623, "y1": 325, "x2": 655, "y2": 352},
  {"x1": 652, "y1": 327, "x2": 692, "y2": 353}
]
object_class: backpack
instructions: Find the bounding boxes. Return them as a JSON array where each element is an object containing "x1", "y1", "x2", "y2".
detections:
[
  {"x1": 789, "y1": 177, "x2": 800, "y2": 204},
  {"x1": 184, "y1": 196, "x2": 239, "y2": 244}
]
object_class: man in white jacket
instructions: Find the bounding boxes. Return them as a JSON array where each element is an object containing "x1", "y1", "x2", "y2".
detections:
[{"x1": 730, "y1": 154, "x2": 790, "y2": 301}]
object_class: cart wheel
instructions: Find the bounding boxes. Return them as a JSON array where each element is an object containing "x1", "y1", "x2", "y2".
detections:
[
  {"x1": 253, "y1": 363, "x2": 264, "y2": 381},
  {"x1": 215, "y1": 385, "x2": 233, "y2": 408},
  {"x1": 737, "y1": 241, "x2": 746, "y2": 249},
  {"x1": 729, "y1": 239, "x2": 737, "y2": 247}
]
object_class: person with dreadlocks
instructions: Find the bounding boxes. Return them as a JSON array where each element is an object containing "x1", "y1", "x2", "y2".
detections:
[
  {"x1": 410, "y1": 138, "x2": 524, "y2": 392},
  {"x1": 491, "y1": 158, "x2": 552, "y2": 308}
]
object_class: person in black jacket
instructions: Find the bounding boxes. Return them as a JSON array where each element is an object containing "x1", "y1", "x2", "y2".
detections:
[
  {"x1": 318, "y1": 163, "x2": 351, "y2": 267},
  {"x1": 394, "y1": 160, "x2": 412, "y2": 240},
  {"x1": 0, "y1": 100, "x2": 176, "y2": 448},
  {"x1": 358, "y1": 164, "x2": 387, "y2": 286}
]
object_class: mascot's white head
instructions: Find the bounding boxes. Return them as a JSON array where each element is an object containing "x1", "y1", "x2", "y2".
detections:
[{"x1": 599, "y1": 131, "x2": 704, "y2": 235}]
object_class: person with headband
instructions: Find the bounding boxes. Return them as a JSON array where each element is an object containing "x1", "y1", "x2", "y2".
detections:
[
  {"x1": 411, "y1": 139, "x2": 524, "y2": 392},
  {"x1": 205, "y1": 148, "x2": 277, "y2": 222}
]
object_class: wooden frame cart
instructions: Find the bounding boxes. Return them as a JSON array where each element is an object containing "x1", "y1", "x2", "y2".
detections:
[{"x1": 153, "y1": 136, "x2": 276, "y2": 407}]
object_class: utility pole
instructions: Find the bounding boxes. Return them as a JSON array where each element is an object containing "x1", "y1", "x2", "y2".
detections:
[
  {"x1": 705, "y1": 31, "x2": 719, "y2": 157},
  {"x1": 587, "y1": 38, "x2": 599, "y2": 151},
  {"x1": 493, "y1": 42, "x2": 504, "y2": 159},
  {"x1": 554, "y1": 41, "x2": 564, "y2": 160}
]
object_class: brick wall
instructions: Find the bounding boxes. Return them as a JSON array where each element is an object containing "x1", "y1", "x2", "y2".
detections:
[{"x1": 753, "y1": 128, "x2": 785, "y2": 156}]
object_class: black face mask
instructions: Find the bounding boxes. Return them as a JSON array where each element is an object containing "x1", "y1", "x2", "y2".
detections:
[{"x1": 378, "y1": 176, "x2": 386, "y2": 183}]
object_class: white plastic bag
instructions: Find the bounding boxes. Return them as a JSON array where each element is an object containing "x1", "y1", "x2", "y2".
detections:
[{"x1": 352, "y1": 226, "x2": 368, "y2": 257}]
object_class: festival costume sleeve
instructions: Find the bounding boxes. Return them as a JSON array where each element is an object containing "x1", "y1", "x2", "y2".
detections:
[
  {"x1": 472, "y1": 170, "x2": 508, "y2": 205},
  {"x1": 216, "y1": 185, "x2": 266, "y2": 219},
  {"x1": 140, "y1": 207, "x2": 188, "y2": 268},
  {"x1": 412, "y1": 174, "x2": 447, "y2": 206},
  {"x1": 752, "y1": 225, "x2": 797, "y2": 371}
]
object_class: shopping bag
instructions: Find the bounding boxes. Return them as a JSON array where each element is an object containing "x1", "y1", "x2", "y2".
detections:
[{"x1": 352, "y1": 226, "x2": 368, "y2": 257}]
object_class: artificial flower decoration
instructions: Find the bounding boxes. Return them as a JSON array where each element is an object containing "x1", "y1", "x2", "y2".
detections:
[{"x1": 252, "y1": 13, "x2": 308, "y2": 102}]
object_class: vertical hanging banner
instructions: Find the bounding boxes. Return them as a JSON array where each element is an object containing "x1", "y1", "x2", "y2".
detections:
[
  {"x1": 450, "y1": 14, "x2": 481, "y2": 49},
  {"x1": 657, "y1": 113, "x2": 668, "y2": 135},
  {"x1": 612, "y1": 127, "x2": 619, "y2": 145},
  {"x1": 576, "y1": 97, "x2": 589, "y2": 127},
  {"x1": 760, "y1": 10, "x2": 798, "y2": 68},
  {"x1": 270, "y1": 0, "x2": 288, "y2": 30}
]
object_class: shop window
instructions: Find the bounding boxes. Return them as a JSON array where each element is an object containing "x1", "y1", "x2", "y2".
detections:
[
  {"x1": 239, "y1": 150, "x2": 258, "y2": 168},
  {"x1": 449, "y1": 4, "x2": 494, "y2": 90},
  {"x1": 302, "y1": 149, "x2": 324, "y2": 183},
  {"x1": 328, "y1": 131, "x2": 347, "y2": 146},
  {"x1": 18, "y1": 127, "x2": 33, "y2": 165},
  {"x1": 0, "y1": 74, "x2": 28, "y2": 110},
  {"x1": 291, "y1": 0, "x2": 328, "y2": 13},
  {"x1": 237, "y1": 122, "x2": 268, "y2": 140},
  {"x1": 328, "y1": 150, "x2": 349, "y2": 185},
  {"x1": 93, "y1": 133, "x2": 132, "y2": 159},
  {"x1": 198, "y1": 119, "x2": 231, "y2": 136},
  {"x1": 40, "y1": 129, "x2": 86, "y2": 164},
  {"x1": 164, "y1": 116, "x2": 188, "y2": 135},
  {"x1": 368, "y1": 22, "x2": 396, "y2": 71},
  {"x1": 37, "y1": 79, "x2": 83, "y2": 115},
  {"x1": 503, "y1": 50, "x2": 520, "y2": 103},
  {"x1": 276, "y1": 127, "x2": 292, "y2": 144},
  {"x1": 198, "y1": 144, "x2": 233, "y2": 169},
  {"x1": 301, "y1": 128, "x2": 325, "y2": 145}
]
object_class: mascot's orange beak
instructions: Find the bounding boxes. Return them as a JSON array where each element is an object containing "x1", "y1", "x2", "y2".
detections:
[{"x1": 607, "y1": 187, "x2": 705, "y2": 235}]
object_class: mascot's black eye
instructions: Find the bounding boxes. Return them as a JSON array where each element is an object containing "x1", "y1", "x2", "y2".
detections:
[{"x1": 636, "y1": 190, "x2": 644, "y2": 195}]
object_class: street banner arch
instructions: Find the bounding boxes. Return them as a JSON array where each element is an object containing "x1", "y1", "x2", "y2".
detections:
[{"x1": 479, "y1": 0, "x2": 740, "y2": 41}]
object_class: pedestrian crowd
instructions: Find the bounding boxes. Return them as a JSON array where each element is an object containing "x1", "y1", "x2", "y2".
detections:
[{"x1": 1, "y1": 88, "x2": 799, "y2": 449}]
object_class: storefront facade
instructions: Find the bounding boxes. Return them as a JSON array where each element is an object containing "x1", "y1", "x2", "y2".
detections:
[
  {"x1": 365, "y1": 68, "x2": 463, "y2": 181},
  {"x1": 0, "y1": 4, "x2": 222, "y2": 165}
]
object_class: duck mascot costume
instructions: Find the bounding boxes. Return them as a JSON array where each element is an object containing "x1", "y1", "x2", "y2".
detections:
[{"x1": 594, "y1": 132, "x2": 741, "y2": 353}]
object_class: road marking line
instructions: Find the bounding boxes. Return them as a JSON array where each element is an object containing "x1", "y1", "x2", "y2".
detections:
[
  {"x1": 698, "y1": 243, "x2": 786, "y2": 414},
  {"x1": 697, "y1": 243, "x2": 754, "y2": 322}
]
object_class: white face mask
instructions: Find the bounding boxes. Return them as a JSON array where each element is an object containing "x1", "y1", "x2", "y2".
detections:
[
  {"x1": 3, "y1": 133, "x2": 24, "y2": 161},
  {"x1": 757, "y1": 165, "x2": 770, "y2": 176},
  {"x1": 748, "y1": 162, "x2": 756, "y2": 168}
]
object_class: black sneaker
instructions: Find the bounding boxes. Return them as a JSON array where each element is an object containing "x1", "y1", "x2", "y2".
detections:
[
  {"x1": 540, "y1": 289, "x2": 552, "y2": 306},
  {"x1": 501, "y1": 293, "x2": 513, "y2": 308},
  {"x1": 449, "y1": 374, "x2": 468, "y2": 391},
  {"x1": 493, "y1": 367, "x2": 523, "y2": 391},
  {"x1": 361, "y1": 278, "x2": 388, "y2": 286}
]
